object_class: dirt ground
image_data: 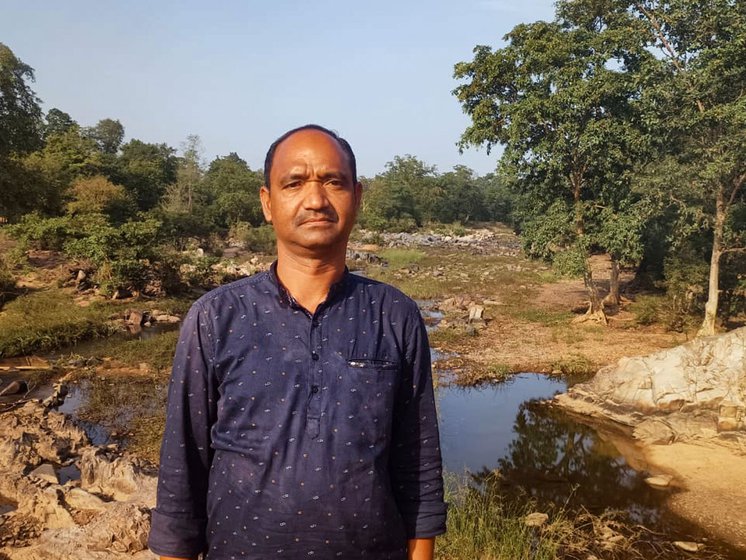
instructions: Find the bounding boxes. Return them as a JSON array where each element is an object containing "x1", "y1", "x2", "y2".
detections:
[
  {"x1": 644, "y1": 443, "x2": 746, "y2": 552},
  {"x1": 429, "y1": 250, "x2": 689, "y2": 379}
]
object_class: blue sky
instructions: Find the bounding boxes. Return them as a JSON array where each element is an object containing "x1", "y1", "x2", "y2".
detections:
[{"x1": 2, "y1": 0, "x2": 555, "y2": 176}]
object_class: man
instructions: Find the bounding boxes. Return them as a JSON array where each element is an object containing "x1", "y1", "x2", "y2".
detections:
[{"x1": 148, "y1": 125, "x2": 447, "y2": 560}]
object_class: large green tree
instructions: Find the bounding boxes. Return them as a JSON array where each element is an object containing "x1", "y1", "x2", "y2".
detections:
[
  {"x1": 630, "y1": 0, "x2": 746, "y2": 335},
  {"x1": 0, "y1": 43, "x2": 42, "y2": 158},
  {"x1": 113, "y1": 139, "x2": 177, "y2": 211},
  {"x1": 454, "y1": 11, "x2": 649, "y2": 321}
]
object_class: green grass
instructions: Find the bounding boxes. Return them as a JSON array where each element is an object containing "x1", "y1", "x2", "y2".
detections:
[
  {"x1": 551, "y1": 353, "x2": 595, "y2": 375},
  {"x1": 378, "y1": 248, "x2": 427, "y2": 269},
  {"x1": 0, "y1": 289, "x2": 120, "y2": 358},
  {"x1": 82, "y1": 329, "x2": 180, "y2": 371},
  {"x1": 437, "y1": 473, "x2": 566, "y2": 560},
  {"x1": 511, "y1": 308, "x2": 574, "y2": 326}
]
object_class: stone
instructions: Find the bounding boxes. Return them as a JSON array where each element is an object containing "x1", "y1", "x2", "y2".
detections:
[
  {"x1": 673, "y1": 541, "x2": 704, "y2": 552},
  {"x1": 555, "y1": 327, "x2": 746, "y2": 446},
  {"x1": 524, "y1": 512, "x2": 549, "y2": 527},
  {"x1": 468, "y1": 305, "x2": 485, "y2": 323},
  {"x1": 0, "y1": 379, "x2": 28, "y2": 396},
  {"x1": 29, "y1": 464, "x2": 58, "y2": 485},
  {"x1": 126, "y1": 310, "x2": 144, "y2": 326},
  {"x1": 63, "y1": 488, "x2": 106, "y2": 512},
  {"x1": 644, "y1": 474, "x2": 674, "y2": 488}
]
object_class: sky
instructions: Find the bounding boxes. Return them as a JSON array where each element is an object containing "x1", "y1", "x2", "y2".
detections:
[{"x1": 2, "y1": 0, "x2": 556, "y2": 177}]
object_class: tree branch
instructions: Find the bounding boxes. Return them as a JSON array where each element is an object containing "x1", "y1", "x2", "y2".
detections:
[{"x1": 635, "y1": 2, "x2": 706, "y2": 113}]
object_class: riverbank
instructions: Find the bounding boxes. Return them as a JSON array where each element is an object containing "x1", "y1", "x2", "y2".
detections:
[{"x1": 1, "y1": 223, "x2": 737, "y2": 558}]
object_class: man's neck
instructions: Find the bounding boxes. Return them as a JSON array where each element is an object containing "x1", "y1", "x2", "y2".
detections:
[{"x1": 275, "y1": 246, "x2": 347, "y2": 315}]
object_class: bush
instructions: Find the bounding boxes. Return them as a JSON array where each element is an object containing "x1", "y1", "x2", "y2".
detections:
[
  {"x1": 8, "y1": 213, "x2": 73, "y2": 251},
  {"x1": 0, "y1": 257, "x2": 17, "y2": 307},
  {"x1": 230, "y1": 222, "x2": 276, "y2": 253}
]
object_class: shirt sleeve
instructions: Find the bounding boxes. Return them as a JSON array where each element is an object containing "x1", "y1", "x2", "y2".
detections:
[
  {"x1": 389, "y1": 305, "x2": 447, "y2": 539},
  {"x1": 148, "y1": 301, "x2": 218, "y2": 558}
]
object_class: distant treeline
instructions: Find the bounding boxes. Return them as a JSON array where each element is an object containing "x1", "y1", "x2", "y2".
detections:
[{"x1": 0, "y1": 42, "x2": 511, "y2": 298}]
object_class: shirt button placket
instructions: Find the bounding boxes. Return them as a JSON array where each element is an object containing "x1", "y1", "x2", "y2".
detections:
[{"x1": 306, "y1": 316, "x2": 323, "y2": 438}]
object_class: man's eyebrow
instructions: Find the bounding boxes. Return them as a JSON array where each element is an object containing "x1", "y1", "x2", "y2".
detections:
[
  {"x1": 278, "y1": 171, "x2": 308, "y2": 183},
  {"x1": 317, "y1": 169, "x2": 350, "y2": 180}
]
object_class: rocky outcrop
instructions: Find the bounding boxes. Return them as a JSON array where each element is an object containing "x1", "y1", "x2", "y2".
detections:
[
  {"x1": 555, "y1": 327, "x2": 746, "y2": 451},
  {"x1": 0, "y1": 401, "x2": 157, "y2": 559}
]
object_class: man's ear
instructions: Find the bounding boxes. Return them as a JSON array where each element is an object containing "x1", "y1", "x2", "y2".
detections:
[{"x1": 260, "y1": 185, "x2": 272, "y2": 223}]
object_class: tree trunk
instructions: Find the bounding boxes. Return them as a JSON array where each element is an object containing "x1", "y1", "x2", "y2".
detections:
[
  {"x1": 581, "y1": 267, "x2": 608, "y2": 324},
  {"x1": 603, "y1": 258, "x2": 621, "y2": 307},
  {"x1": 698, "y1": 189, "x2": 725, "y2": 337}
]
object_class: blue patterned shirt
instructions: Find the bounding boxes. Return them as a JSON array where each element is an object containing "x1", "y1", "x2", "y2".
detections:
[{"x1": 148, "y1": 265, "x2": 446, "y2": 559}]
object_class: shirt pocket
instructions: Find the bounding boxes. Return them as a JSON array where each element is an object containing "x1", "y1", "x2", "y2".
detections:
[{"x1": 340, "y1": 357, "x2": 400, "y2": 445}]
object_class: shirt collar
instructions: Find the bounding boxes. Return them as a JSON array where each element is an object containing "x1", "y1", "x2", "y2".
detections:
[{"x1": 269, "y1": 260, "x2": 352, "y2": 311}]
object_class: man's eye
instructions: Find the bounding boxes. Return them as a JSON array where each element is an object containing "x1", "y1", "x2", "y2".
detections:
[
  {"x1": 285, "y1": 181, "x2": 302, "y2": 189},
  {"x1": 325, "y1": 179, "x2": 344, "y2": 187}
]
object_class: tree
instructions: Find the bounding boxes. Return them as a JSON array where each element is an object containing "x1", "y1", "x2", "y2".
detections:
[
  {"x1": 200, "y1": 152, "x2": 263, "y2": 227},
  {"x1": 43, "y1": 108, "x2": 77, "y2": 140},
  {"x1": 66, "y1": 175, "x2": 135, "y2": 223},
  {"x1": 361, "y1": 155, "x2": 438, "y2": 231},
  {"x1": 629, "y1": 0, "x2": 746, "y2": 335},
  {"x1": 454, "y1": 10, "x2": 650, "y2": 322},
  {"x1": 0, "y1": 43, "x2": 42, "y2": 158},
  {"x1": 163, "y1": 134, "x2": 204, "y2": 214},
  {"x1": 113, "y1": 139, "x2": 177, "y2": 210},
  {"x1": 85, "y1": 118, "x2": 125, "y2": 154}
]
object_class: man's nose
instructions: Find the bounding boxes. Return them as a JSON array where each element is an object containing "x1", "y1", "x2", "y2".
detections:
[{"x1": 302, "y1": 180, "x2": 330, "y2": 209}]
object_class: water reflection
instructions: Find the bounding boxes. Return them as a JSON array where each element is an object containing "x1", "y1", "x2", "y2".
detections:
[{"x1": 438, "y1": 374, "x2": 678, "y2": 531}]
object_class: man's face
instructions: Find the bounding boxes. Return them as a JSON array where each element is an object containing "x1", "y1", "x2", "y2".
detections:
[{"x1": 260, "y1": 130, "x2": 362, "y2": 256}]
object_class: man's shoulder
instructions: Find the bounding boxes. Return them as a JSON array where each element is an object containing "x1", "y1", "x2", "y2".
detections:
[
  {"x1": 190, "y1": 270, "x2": 272, "y2": 312},
  {"x1": 347, "y1": 273, "x2": 420, "y2": 315}
]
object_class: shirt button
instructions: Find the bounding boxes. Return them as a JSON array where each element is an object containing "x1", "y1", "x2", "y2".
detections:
[
  {"x1": 311, "y1": 385, "x2": 319, "y2": 394},
  {"x1": 311, "y1": 352, "x2": 319, "y2": 361}
]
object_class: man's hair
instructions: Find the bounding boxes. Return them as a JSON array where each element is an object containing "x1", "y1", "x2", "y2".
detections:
[{"x1": 263, "y1": 124, "x2": 357, "y2": 189}]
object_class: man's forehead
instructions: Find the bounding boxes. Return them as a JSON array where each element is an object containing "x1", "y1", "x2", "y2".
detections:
[{"x1": 272, "y1": 131, "x2": 350, "y2": 172}]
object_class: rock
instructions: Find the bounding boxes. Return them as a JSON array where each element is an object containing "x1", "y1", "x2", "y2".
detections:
[
  {"x1": 75, "y1": 269, "x2": 86, "y2": 283},
  {"x1": 555, "y1": 327, "x2": 746, "y2": 447},
  {"x1": 153, "y1": 314, "x2": 180, "y2": 324},
  {"x1": 79, "y1": 447, "x2": 156, "y2": 506},
  {"x1": 29, "y1": 464, "x2": 58, "y2": 485},
  {"x1": 673, "y1": 541, "x2": 704, "y2": 552},
  {"x1": 644, "y1": 474, "x2": 674, "y2": 488},
  {"x1": 0, "y1": 402, "x2": 158, "y2": 558},
  {"x1": 524, "y1": 512, "x2": 549, "y2": 527},
  {"x1": 63, "y1": 488, "x2": 106, "y2": 512},
  {"x1": 468, "y1": 305, "x2": 485, "y2": 323},
  {"x1": 0, "y1": 379, "x2": 28, "y2": 396},
  {"x1": 125, "y1": 310, "x2": 145, "y2": 326}
]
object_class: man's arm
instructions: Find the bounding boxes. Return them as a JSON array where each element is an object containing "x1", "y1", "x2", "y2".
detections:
[
  {"x1": 148, "y1": 302, "x2": 217, "y2": 559},
  {"x1": 408, "y1": 537, "x2": 435, "y2": 560},
  {"x1": 390, "y1": 305, "x2": 447, "y2": 548}
]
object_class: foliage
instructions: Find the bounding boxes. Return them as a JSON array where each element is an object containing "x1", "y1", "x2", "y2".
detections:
[
  {"x1": 378, "y1": 248, "x2": 426, "y2": 269},
  {"x1": 0, "y1": 289, "x2": 117, "y2": 357},
  {"x1": 230, "y1": 222, "x2": 277, "y2": 253},
  {"x1": 0, "y1": 256, "x2": 16, "y2": 307},
  {"x1": 0, "y1": 42, "x2": 43, "y2": 157},
  {"x1": 66, "y1": 175, "x2": 135, "y2": 223},
  {"x1": 437, "y1": 473, "x2": 564, "y2": 560},
  {"x1": 112, "y1": 139, "x2": 177, "y2": 210},
  {"x1": 84, "y1": 118, "x2": 124, "y2": 154}
]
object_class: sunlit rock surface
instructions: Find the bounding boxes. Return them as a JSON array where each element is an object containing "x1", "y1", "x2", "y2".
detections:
[
  {"x1": 0, "y1": 401, "x2": 157, "y2": 559},
  {"x1": 555, "y1": 326, "x2": 746, "y2": 450}
]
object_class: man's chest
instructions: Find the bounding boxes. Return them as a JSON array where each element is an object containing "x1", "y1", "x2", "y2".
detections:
[{"x1": 208, "y1": 303, "x2": 408, "y2": 454}]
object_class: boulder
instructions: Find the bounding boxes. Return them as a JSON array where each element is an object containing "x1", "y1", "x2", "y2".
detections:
[
  {"x1": 0, "y1": 401, "x2": 158, "y2": 558},
  {"x1": 555, "y1": 327, "x2": 746, "y2": 449}
]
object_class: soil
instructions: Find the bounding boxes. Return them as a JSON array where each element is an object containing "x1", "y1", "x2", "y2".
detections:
[{"x1": 643, "y1": 443, "x2": 746, "y2": 552}]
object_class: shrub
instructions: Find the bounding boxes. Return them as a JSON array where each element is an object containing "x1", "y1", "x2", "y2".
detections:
[{"x1": 230, "y1": 222, "x2": 276, "y2": 253}]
